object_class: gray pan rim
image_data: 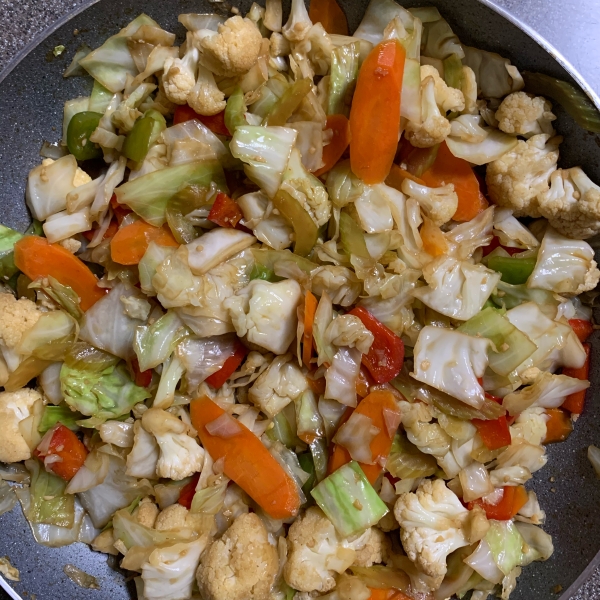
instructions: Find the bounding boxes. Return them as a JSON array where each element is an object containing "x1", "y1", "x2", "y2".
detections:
[{"x1": 0, "y1": 1, "x2": 599, "y2": 599}]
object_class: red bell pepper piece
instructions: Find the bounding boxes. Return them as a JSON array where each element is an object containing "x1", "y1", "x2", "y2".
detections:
[
  {"x1": 348, "y1": 307, "x2": 404, "y2": 384},
  {"x1": 178, "y1": 472, "x2": 201, "y2": 509},
  {"x1": 34, "y1": 424, "x2": 88, "y2": 481},
  {"x1": 468, "y1": 485, "x2": 528, "y2": 521},
  {"x1": 205, "y1": 340, "x2": 249, "y2": 389},
  {"x1": 482, "y1": 235, "x2": 525, "y2": 257},
  {"x1": 472, "y1": 415, "x2": 511, "y2": 450},
  {"x1": 208, "y1": 192, "x2": 245, "y2": 229},
  {"x1": 173, "y1": 105, "x2": 230, "y2": 137},
  {"x1": 568, "y1": 319, "x2": 594, "y2": 343},
  {"x1": 562, "y1": 343, "x2": 591, "y2": 414},
  {"x1": 131, "y1": 357, "x2": 153, "y2": 388}
]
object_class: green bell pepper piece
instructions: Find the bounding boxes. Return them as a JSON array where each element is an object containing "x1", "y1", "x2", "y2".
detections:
[
  {"x1": 66, "y1": 111, "x2": 104, "y2": 161},
  {"x1": 224, "y1": 86, "x2": 247, "y2": 135},
  {"x1": 263, "y1": 78, "x2": 312, "y2": 127},
  {"x1": 122, "y1": 110, "x2": 166, "y2": 163},
  {"x1": 488, "y1": 255, "x2": 537, "y2": 285},
  {"x1": 272, "y1": 188, "x2": 318, "y2": 257}
]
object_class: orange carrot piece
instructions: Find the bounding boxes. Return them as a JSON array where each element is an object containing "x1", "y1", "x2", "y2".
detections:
[
  {"x1": 302, "y1": 291, "x2": 318, "y2": 367},
  {"x1": 544, "y1": 408, "x2": 573, "y2": 444},
  {"x1": 309, "y1": 0, "x2": 349, "y2": 35},
  {"x1": 314, "y1": 114, "x2": 351, "y2": 177},
  {"x1": 568, "y1": 319, "x2": 594, "y2": 343},
  {"x1": 34, "y1": 424, "x2": 88, "y2": 481},
  {"x1": 327, "y1": 390, "x2": 400, "y2": 484},
  {"x1": 368, "y1": 590, "x2": 411, "y2": 600},
  {"x1": 190, "y1": 397, "x2": 301, "y2": 519},
  {"x1": 110, "y1": 220, "x2": 179, "y2": 265},
  {"x1": 468, "y1": 485, "x2": 528, "y2": 520},
  {"x1": 385, "y1": 164, "x2": 426, "y2": 190},
  {"x1": 350, "y1": 40, "x2": 406, "y2": 184},
  {"x1": 562, "y1": 343, "x2": 591, "y2": 414},
  {"x1": 420, "y1": 215, "x2": 449, "y2": 257},
  {"x1": 421, "y1": 142, "x2": 488, "y2": 222},
  {"x1": 14, "y1": 236, "x2": 105, "y2": 311}
]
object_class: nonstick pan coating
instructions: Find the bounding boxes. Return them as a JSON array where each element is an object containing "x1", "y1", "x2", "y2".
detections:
[{"x1": 0, "y1": 1, "x2": 599, "y2": 598}]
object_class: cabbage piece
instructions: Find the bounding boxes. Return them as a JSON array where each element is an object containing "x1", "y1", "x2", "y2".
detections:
[
  {"x1": 410, "y1": 6, "x2": 463, "y2": 60},
  {"x1": 328, "y1": 41, "x2": 360, "y2": 117},
  {"x1": 16, "y1": 310, "x2": 76, "y2": 361},
  {"x1": 79, "y1": 14, "x2": 160, "y2": 92},
  {"x1": 134, "y1": 310, "x2": 188, "y2": 372},
  {"x1": 464, "y1": 539, "x2": 504, "y2": 585},
  {"x1": 0, "y1": 480, "x2": 17, "y2": 517},
  {"x1": 412, "y1": 256, "x2": 501, "y2": 321},
  {"x1": 79, "y1": 282, "x2": 147, "y2": 360},
  {"x1": 506, "y1": 302, "x2": 587, "y2": 372},
  {"x1": 326, "y1": 160, "x2": 365, "y2": 208},
  {"x1": 311, "y1": 461, "x2": 389, "y2": 537},
  {"x1": 412, "y1": 326, "x2": 491, "y2": 408},
  {"x1": 290, "y1": 121, "x2": 324, "y2": 173},
  {"x1": 458, "y1": 307, "x2": 537, "y2": 376},
  {"x1": 26, "y1": 155, "x2": 78, "y2": 221},
  {"x1": 78, "y1": 454, "x2": 154, "y2": 528},
  {"x1": 29, "y1": 276, "x2": 84, "y2": 320},
  {"x1": 354, "y1": 185, "x2": 394, "y2": 233},
  {"x1": 485, "y1": 520, "x2": 524, "y2": 576},
  {"x1": 186, "y1": 229, "x2": 256, "y2": 276},
  {"x1": 24, "y1": 459, "x2": 74, "y2": 527},
  {"x1": 355, "y1": 0, "x2": 417, "y2": 48},
  {"x1": 490, "y1": 280, "x2": 559, "y2": 311},
  {"x1": 528, "y1": 227, "x2": 600, "y2": 295},
  {"x1": 177, "y1": 335, "x2": 236, "y2": 391},
  {"x1": 38, "y1": 403, "x2": 82, "y2": 433},
  {"x1": 446, "y1": 128, "x2": 519, "y2": 165},
  {"x1": 462, "y1": 46, "x2": 524, "y2": 99},
  {"x1": 387, "y1": 433, "x2": 438, "y2": 479},
  {"x1": 43, "y1": 209, "x2": 91, "y2": 244},
  {"x1": 325, "y1": 346, "x2": 361, "y2": 408},
  {"x1": 493, "y1": 208, "x2": 539, "y2": 250},
  {"x1": 515, "y1": 522, "x2": 554, "y2": 566},
  {"x1": 139, "y1": 242, "x2": 176, "y2": 296},
  {"x1": 115, "y1": 160, "x2": 226, "y2": 227},
  {"x1": 0, "y1": 223, "x2": 23, "y2": 280},
  {"x1": 230, "y1": 125, "x2": 297, "y2": 198}
]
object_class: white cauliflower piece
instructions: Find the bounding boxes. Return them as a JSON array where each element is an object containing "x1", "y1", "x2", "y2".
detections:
[
  {"x1": 270, "y1": 32, "x2": 291, "y2": 57},
  {"x1": 412, "y1": 256, "x2": 501, "y2": 321},
  {"x1": 401, "y1": 178, "x2": 458, "y2": 227},
  {"x1": 142, "y1": 537, "x2": 209, "y2": 600},
  {"x1": 528, "y1": 226, "x2": 600, "y2": 294},
  {"x1": 495, "y1": 91, "x2": 556, "y2": 137},
  {"x1": 134, "y1": 497, "x2": 159, "y2": 529},
  {"x1": 126, "y1": 420, "x2": 160, "y2": 479},
  {"x1": 325, "y1": 315, "x2": 374, "y2": 355},
  {"x1": 155, "y1": 503, "x2": 211, "y2": 533},
  {"x1": 0, "y1": 293, "x2": 42, "y2": 349},
  {"x1": 225, "y1": 279, "x2": 302, "y2": 355},
  {"x1": 142, "y1": 408, "x2": 205, "y2": 481},
  {"x1": 536, "y1": 167, "x2": 600, "y2": 239},
  {"x1": 0, "y1": 389, "x2": 42, "y2": 463},
  {"x1": 412, "y1": 326, "x2": 491, "y2": 408},
  {"x1": 187, "y1": 64, "x2": 227, "y2": 116},
  {"x1": 91, "y1": 529, "x2": 119, "y2": 556},
  {"x1": 282, "y1": 0, "x2": 312, "y2": 42},
  {"x1": 510, "y1": 407, "x2": 549, "y2": 446},
  {"x1": 196, "y1": 512, "x2": 278, "y2": 600},
  {"x1": 394, "y1": 479, "x2": 470, "y2": 589},
  {"x1": 248, "y1": 353, "x2": 308, "y2": 417},
  {"x1": 420, "y1": 65, "x2": 465, "y2": 113},
  {"x1": 195, "y1": 16, "x2": 263, "y2": 76},
  {"x1": 399, "y1": 401, "x2": 452, "y2": 459},
  {"x1": 284, "y1": 507, "x2": 380, "y2": 593},
  {"x1": 461, "y1": 66, "x2": 478, "y2": 115},
  {"x1": 405, "y1": 76, "x2": 452, "y2": 148},
  {"x1": 162, "y1": 46, "x2": 200, "y2": 105},
  {"x1": 486, "y1": 133, "x2": 560, "y2": 217},
  {"x1": 58, "y1": 238, "x2": 82, "y2": 254}
]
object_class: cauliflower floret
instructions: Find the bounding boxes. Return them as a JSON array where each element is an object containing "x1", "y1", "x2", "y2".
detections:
[
  {"x1": 162, "y1": 45, "x2": 200, "y2": 105},
  {"x1": 91, "y1": 528, "x2": 119, "y2": 555},
  {"x1": 420, "y1": 65, "x2": 465, "y2": 113},
  {"x1": 58, "y1": 237, "x2": 82, "y2": 254},
  {"x1": 536, "y1": 167, "x2": 600, "y2": 239},
  {"x1": 248, "y1": 353, "x2": 308, "y2": 417},
  {"x1": 284, "y1": 507, "x2": 381, "y2": 593},
  {"x1": 195, "y1": 16, "x2": 263, "y2": 77},
  {"x1": 155, "y1": 503, "x2": 211, "y2": 533},
  {"x1": 0, "y1": 388, "x2": 42, "y2": 463},
  {"x1": 510, "y1": 407, "x2": 548, "y2": 447},
  {"x1": 495, "y1": 91, "x2": 556, "y2": 137},
  {"x1": 270, "y1": 32, "x2": 291, "y2": 57},
  {"x1": 142, "y1": 408, "x2": 205, "y2": 481},
  {"x1": 0, "y1": 294, "x2": 42, "y2": 349},
  {"x1": 394, "y1": 479, "x2": 470, "y2": 589},
  {"x1": 225, "y1": 279, "x2": 303, "y2": 355},
  {"x1": 134, "y1": 497, "x2": 160, "y2": 529},
  {"x1": 197, "y1": 512, "x2": 278, "y2": 600},
  {"x1": 187, "y1": 64, "x2": 227, "y2": 116},
  {"x1": 399, "y1": 400, "x2": 451, "y2": 459},
  {"x1": 401, "y1": 178, "x2": 459, "y2": 227},
  {"x1": 282, "y1": 0, "x2": 313, "y2": 42},
  {"x1": 461, "y1": 66, "x2": 478, "y2": 115},
  {"x1": 405, "y1": 76, "x2": 452, "y2": 148},
  {"x1": 485, "y1": 133, "x2": 560, "y2": 217},
  {"x1": 142, "y1": 537, "x2": 209, "y2": 600},
  {"x1": 325, "y1": 315, "x2": 374, "y2": 355}
]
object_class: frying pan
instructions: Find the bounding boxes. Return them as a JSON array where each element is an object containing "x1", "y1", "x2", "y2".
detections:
[{"x1": 0, "y1": 1, "x2": 599, "y2": 598}]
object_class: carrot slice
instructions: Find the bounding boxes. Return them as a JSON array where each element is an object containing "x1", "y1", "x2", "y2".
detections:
[
  {"x1": 314, "y1": 114, "x2": 351, "y2": 177},
  {"x1": 562, "y1": 343, "x2": 591, "y2": 414},
  {"x1": 421, "y1": 141, "x2": 488, "y2": 221},
  {"x1": 544, "y1": 408, "x2": 573, "y2": 444},
  {"x1": 568, "y1": 319, "x2": 594, "y2": 343},
  {"x1": 302, "y1": 291, "x2": 318, "y2": 367},
  {"x1": 110, "y1": 220, "x2": 179, "y2": 265},
  {"x1": 190, "y1": 397, "x2": 301, "y2": 519},
  {"x1": 420, "y1": 215, "x2": 449, "y2": 256},
  {"x1": 14, "y1": 236, "x2": 105, "y2": 311},
  {"x1": 468, "y1": 485, "x2": 528, "y2": 520},
  {"x1": 309, "y1": 0, "x2": 349, "y2": 35},
  {"x1": 327, "y1": 390, "x2": 400, "y2": 484},
  {"x1": 385, "y1": 164, "x2": 426, "y2": 190},
  {"x1": 349, "y1": 40, "x2": 406, "y2": 184}
]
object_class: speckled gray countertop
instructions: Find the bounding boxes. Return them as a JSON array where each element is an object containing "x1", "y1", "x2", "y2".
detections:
[{"x1": 0, "y1": 0, "x2": 599, "y2": 599}]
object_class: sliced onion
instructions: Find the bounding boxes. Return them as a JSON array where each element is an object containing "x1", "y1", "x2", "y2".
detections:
[
  {"x1": 333, "y1": 412, "x2": 380, "y2": 464},
  {"x1": 205, "y1": 413, "x2": 243, "y2": 438}
]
